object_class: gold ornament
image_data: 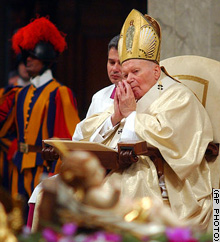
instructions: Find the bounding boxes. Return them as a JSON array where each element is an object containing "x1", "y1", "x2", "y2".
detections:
[{"x1": 118, "y1": 9, "x2": 161, "y2": 64}]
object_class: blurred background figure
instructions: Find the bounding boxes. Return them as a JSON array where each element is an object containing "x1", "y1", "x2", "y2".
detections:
[
  {"x1": 8, "y1": 58, "x2": 30, "y2": 86},
  {"x1": 0, "y1": 55, "x2": 29, "y2": 193}
]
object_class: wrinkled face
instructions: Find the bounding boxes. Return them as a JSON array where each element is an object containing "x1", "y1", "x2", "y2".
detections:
[
  {"x1": 25, "y1": 56, "x2": 44, "y2": 78},
  {"x1": 107, "y1": 47, "x2": 122, "y2": 85},
  {"x1": 122, "y1": 59, "x2": 161, "y2": 100}
]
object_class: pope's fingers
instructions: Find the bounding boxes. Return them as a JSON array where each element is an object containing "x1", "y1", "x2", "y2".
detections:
[
  {"x1": 116, "y1": 85, "x2": 121, "y2": 99},
  {"x1": 117, "y1": 81, "x2": 126, "y2": 95},
  {"x1": 122, "y1": 80, "x2": 134, "y2": 97},
  {"x1": 123, "y1": 81, "x2": 129, "y2": 93}
]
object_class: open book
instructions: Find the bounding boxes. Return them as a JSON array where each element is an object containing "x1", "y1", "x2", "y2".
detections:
[{"x1": 43, "y1": 139, "x2": 149, "y2": 170}]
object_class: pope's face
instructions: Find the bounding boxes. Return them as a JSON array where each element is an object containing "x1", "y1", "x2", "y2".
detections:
[
  {"x1": 122, "y1": 59, "x2": 161, "y2": 100},
  {"x1": 26, "y1": 56, "x2": 44, "y2": 78},
  {"x1": 107, "y1": 47, "x2": 122, "y2": 85}
]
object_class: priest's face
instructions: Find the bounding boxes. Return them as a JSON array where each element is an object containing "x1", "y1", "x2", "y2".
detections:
[
  {"x1": 107, "y1": 47, "x2": 122, "y2": 85},
  {"x1": 122, "y1": 59, "x2": 161, "y2": 100}
]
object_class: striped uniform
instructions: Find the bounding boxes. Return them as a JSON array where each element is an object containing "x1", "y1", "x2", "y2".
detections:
[{"x1": 0, "y1": 77, "x2": 80, "y2": 200}]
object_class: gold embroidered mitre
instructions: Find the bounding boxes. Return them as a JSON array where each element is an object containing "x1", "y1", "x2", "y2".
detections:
[{"x1": 118, "y1": 9, "x2": 161, "y2": 64}]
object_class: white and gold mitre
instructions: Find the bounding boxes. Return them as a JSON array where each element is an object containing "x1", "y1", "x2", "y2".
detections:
[{"x1": 118, "y1": 9, "x2": 161, "y2": 64}]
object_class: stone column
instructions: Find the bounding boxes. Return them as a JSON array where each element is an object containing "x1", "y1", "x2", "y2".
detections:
[{"x1": 148, "y1": 0, "x2": 220, "y2": 61}]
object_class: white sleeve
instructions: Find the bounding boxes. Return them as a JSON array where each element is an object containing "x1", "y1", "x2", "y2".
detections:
[
  {"x1": 120, "y1": 111, "x2": 141, "y2": 142},
  {"x1": 90, "y1": 116, "x2": 119, "y2": 142},
  {"x1": 72, "y1": 121, "x2": 84, "y2": 141}
]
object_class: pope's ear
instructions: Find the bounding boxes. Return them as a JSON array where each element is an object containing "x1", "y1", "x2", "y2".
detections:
[{"x1": 154, "y1": 65, "x2": 161, "y2": 80}]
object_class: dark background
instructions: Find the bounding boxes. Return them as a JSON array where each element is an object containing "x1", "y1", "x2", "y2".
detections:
[{"x1": 0, "y1": 0, "x2": 147, "y2": 119}]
